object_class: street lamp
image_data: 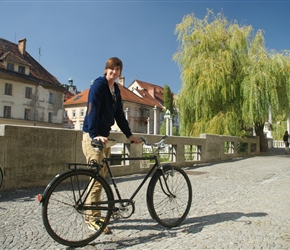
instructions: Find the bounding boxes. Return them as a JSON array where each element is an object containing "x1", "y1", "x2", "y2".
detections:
[
  {"x1": 276, "y1": 121, "x2": 280, "y2": 141},
  {"x1": 164, "y1": 109, "x2": 171, "y2": 136}
]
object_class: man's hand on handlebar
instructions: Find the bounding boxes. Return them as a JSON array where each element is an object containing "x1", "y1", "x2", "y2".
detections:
[{"x1": 128, "y1": 135, "x2": 142, "y2": 144}]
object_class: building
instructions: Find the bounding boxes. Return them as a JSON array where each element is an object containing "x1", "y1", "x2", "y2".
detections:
[
  {"x1": 128, "y1": 79, "x2": 179, "y2": 134},
  {"x1": 63, "y1": 88, "x2": 89, "y2": 130},
  {"x1": 63, "y1": 77, "x2": 80, "y2": 102},
  {"x1": 0, "y1": 38, "x2": 66, "y2": 127},
  {"x1": 63, "y1": 77, "x2": 166, "y2": 134}
]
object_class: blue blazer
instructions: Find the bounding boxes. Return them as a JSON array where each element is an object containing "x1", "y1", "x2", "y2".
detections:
[{"x1": 83, "y1": 76, "x2": 132, "y2": 139}]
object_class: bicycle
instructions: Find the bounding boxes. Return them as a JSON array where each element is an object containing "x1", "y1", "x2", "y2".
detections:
[{"x1": 38, "y1": 136, "x2": 192, "y2": 247}]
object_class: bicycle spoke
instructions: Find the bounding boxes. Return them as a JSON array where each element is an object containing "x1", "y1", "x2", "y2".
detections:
[
  {"x1": 42, "y1": 170, "x2": 113, "y2": 247},
  {"x1": 147, "y1": 166, "x2": 192, "y2": 227}
]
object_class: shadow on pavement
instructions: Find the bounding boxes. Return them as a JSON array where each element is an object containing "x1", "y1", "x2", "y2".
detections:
[
  {"x1": 75, "y1": 212, "x2": 267, "y2": 249},
  {"x1": 182, "y1": 211, "x2": 268, "y2": 232}
]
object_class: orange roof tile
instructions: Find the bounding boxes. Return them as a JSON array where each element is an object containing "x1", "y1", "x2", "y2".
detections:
[
  {"x1": 64, "y1": 88, "x2": 90, "y2": 105},
  {"x1": 64, "y1": 82, "x2": 163, "y2": 109},
  {"x1": 128, "y1": 79, "x2": 174, "y2": 109},
  {"x1": 118, "y1": 83, "x2": 149, "y2": 105},
  {"x1": 134, "y1": 88, "x2": 164, "y2": 109}
]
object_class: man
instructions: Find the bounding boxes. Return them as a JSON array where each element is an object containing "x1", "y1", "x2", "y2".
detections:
[
  {"x1": 283, "y1": 131, "x2": 289, "y2": 154},
  {"x1": 82, "y1": 57, "x2": 140, "y2": 233}
]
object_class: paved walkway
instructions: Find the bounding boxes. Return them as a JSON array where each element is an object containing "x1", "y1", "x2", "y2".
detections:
[{"x1": 1, "y1": 149, "x2": 290, "y2": 249}]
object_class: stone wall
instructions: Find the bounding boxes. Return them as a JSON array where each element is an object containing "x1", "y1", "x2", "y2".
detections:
[{"x1": 0, "y1": 124, "x2": 260, "y2": 190}]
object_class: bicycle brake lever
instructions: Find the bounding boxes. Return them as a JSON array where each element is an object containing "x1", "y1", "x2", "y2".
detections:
[{"x1": 140, "y1": 136, "x2": 147, "y2": 143}]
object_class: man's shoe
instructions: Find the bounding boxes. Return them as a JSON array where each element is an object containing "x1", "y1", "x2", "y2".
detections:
[
  {"x1": 84, "y1": 216, "x2": 90, "y2": 224},
  {"x1": 87, "y1": 218, "x2": 112, "y2": 234},
  {"x1": 103, "y1": 226, "x2": 112, "y2": 234}
]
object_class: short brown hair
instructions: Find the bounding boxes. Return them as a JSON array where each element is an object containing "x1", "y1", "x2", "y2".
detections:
[{"x1": 103, "y1": 57, "x2": 123, "y2": 76}]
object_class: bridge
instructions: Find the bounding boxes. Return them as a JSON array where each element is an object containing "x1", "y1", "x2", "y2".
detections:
[{"x1": 0, "y1": 148, "x2": 289, "y2": 249}]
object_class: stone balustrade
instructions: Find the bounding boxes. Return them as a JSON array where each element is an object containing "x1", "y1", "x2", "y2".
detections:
[{"x1": 0, "y1": 124, "x2": 260, "y2": 190}]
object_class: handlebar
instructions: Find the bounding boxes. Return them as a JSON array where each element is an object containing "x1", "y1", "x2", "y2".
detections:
[
  {"x1": 91, "y1": 136, "x2": 168, "y2": 150},
  {"x1": 140, "y1": 135, "x2": 167, "y2": 149}
]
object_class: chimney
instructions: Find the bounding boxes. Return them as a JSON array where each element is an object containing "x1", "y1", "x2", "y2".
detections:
[
  {"x1": 118, "y1": 76, "x2": 125, "y2": 86},
  {"x1": 149, "y1": 87, "x2": 155, "y2": 97},
  {"x1": 18, "y1": 38, "x2": 27, "y2": 55}
]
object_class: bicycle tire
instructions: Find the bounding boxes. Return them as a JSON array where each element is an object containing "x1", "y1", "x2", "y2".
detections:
[
  {"x1": 42, "y1": 169, "x2": 113, "y2": 247},
  {"x1": 0, "y1": 166, "x2": 3, "y2": 188},
  {"x1": 146, "y1": 165, "x2": 192, "y2": 227}
]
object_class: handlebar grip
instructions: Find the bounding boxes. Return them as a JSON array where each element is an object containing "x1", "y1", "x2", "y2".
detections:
[{"x1": 140, "y1": 136, "x2": 146, "y2": 143}]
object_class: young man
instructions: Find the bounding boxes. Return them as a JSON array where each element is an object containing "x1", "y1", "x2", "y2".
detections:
[{"x1": 82, "y1": 57, "x2": 140, "y2": 233}]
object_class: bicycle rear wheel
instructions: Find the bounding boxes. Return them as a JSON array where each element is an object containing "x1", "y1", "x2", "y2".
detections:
[
  {"x1": 147, "y1": 165, "x2": 192, "y2": 227},
  {"x1": 0, "y1": 166, "x2": 3, "y2": 188},
  {"x1": 42, "y1": 169, "x2": 113, "y2": 247}
]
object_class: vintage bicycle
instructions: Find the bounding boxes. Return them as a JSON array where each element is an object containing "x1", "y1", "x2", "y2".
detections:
[{"x1": 38, "y1": 136, "x2": 192, "y2": 247}]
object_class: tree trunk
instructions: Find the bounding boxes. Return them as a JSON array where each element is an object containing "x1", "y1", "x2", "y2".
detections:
[{"x1": 255, "y1": 123, "x2": 268, "y2": 152}]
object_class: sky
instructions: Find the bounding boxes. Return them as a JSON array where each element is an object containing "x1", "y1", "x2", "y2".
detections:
[{"x1": 1, "y1": 0, "x2": 290, "y2": 95}]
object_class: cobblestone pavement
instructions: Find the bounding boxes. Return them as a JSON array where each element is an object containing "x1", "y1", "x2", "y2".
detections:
[{"x1": 1, "y1": 151, "x2": 290, "y2": 250}]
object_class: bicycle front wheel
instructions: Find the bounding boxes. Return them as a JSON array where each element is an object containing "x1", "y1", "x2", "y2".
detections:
[
  {"x1": 42, "y1": 169, "x2": 113, "y2": 247},
  {"x1": 147, "y1": 165, "x2": 192, "y2": 227},
  {"x1": 0, "y1": 166, "x2": 3, "y2": 188}
]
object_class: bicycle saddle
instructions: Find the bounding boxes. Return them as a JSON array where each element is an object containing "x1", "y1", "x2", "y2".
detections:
[
  {"x1": 91, "y1": 139, "x2": 116, "y2": 149},
  {"x1": 91, "y1": 139, "x2": 104, "y2": 149}
]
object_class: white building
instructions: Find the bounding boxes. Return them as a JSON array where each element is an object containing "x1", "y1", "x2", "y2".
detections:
[{"x1": 0, "y1": 38, "x2": 65, "y2": 127}]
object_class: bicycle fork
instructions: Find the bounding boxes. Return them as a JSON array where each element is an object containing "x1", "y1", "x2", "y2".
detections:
[{"x1": 158, "y1": 167, "x2": 176, "y2": 199}]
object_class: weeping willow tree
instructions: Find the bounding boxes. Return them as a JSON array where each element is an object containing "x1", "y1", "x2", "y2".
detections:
[{"x1": 173, "y1": 10, "x2": 290, "y2": 151}]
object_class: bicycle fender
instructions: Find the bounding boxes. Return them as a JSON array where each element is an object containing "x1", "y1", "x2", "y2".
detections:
[{"x1": 38, "y1": 169, "x2": 78, "y2": 203}]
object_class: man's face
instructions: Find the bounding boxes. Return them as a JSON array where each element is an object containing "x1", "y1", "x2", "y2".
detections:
[{"x1": 106, "y1": 66, "x2": 121, "y2": 81}]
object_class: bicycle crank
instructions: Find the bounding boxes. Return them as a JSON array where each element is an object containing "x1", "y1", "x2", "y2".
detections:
[{"x1": 116, "y1": 201, "x2": 135, "y2": 218}]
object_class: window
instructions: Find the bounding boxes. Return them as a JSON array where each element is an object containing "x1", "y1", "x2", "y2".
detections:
[
  {"x1": 142, "y1": 109, "x2": 150, "y2": 117},
  {"x1": 49, "y1": 92, "x2": 54, "y2": 104},
  {"x1": 72, "y1": 110, "x2": 76, "y2": 117},
  {"x1": 18, "y1": 66, "x2": 25, "y2": 74},
  {"x1": 48, "y1": 112, "x2": 53, "y2": 123},
  {"x1": 160, "y1": 112, "x2": 164, "y2": 122},
  {"x1": 134, "y1": 123, "x2": 138, "y2": 132},
  {"x1": 64, "y1": 110, "x2": 68, "y2": 118},
  {"x1": 25, "y1": 87, "x2": 32, "y2": 99},
  {"x1": 5, "y1": 83, "x2": 12, "y2": 95},
  {"x1": 135, "y1": 108, "x2": 140, "y2": 117},
  {"x1": 24, "y1": 108, "x2": 31, "y2": 120},
  {"x1": 80, "y1": 109, "x2": 84, "y2": 117},
  {"x1": 7, "y1": 63, "x2": 14, "y2": 71},
  {"x1": 3, "y1": 106, "x2": 11, "y2": 118},
  {"x1": 140, "y1": 124, "x2": 145, "y2": 133}
]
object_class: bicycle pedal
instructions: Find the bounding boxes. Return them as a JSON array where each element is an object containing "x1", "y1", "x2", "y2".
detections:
[
  {"x1": 112, "y1": 214, "x2": 121, "y2": 220},
  {"x1": 112, "y1": 211, "x2": 121, "y2": 220}
]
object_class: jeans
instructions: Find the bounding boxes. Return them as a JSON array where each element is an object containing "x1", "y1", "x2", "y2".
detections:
[{"x1": 82, "y1": 133, "x2": 111, "y2": 219}]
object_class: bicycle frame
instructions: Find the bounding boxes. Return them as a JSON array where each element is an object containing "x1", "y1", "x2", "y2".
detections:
[
  {"x1": 39, "y1": 136, "x2": 175, "y2": 215},
  {"x1": 66, "y1": 153, "x2": 164, "y2": 213},
  {"x1": 105, "y1": 155, "x2": 159, "y2": 202}
]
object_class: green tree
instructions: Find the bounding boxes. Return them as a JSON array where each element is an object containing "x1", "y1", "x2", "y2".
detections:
[
  {"x1": 173, "y1": 10, "x2": 290, "y2": 151},
  {"x1": 160, "y1": 120, "x2": 179, "y2": 136},
  {"x1": 163, "y1": 84, "x2": 174, "y2": 117}
]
